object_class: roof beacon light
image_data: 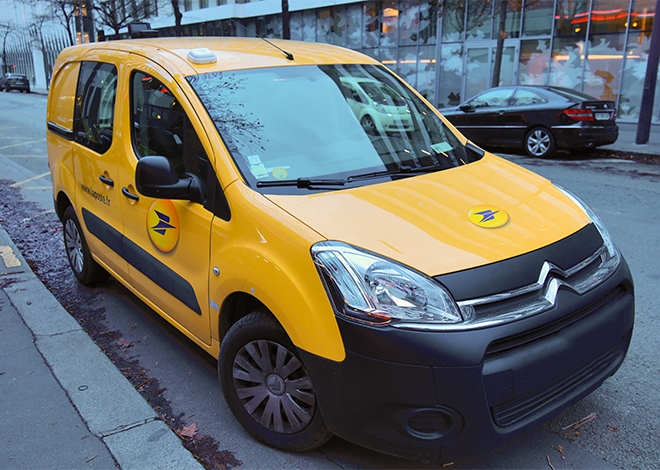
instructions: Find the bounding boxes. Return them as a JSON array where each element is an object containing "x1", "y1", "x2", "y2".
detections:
[{"x1": 188, "y1": 48, "x2": 217, "y2": 65}]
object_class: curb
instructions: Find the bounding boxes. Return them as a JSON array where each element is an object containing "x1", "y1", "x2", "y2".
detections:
[{"x1": 0, "y1": 224, "x2": 204, "y2": 470}]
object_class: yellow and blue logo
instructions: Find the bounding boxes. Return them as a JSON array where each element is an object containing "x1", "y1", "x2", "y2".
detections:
[
  {"x1": 468, "y1": 205, "x2": 509, "y2": 228},
  {"x1": 147, "y1": 200, "x2": 180, "y2": 252}
]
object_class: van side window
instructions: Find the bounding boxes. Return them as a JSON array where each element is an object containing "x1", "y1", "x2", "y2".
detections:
[
  {"x1": 74, "y1": 62, "x2": 117, "y2": 154},
  {"x1": 130, "y1": 70, "x2": 208, "y2": 186}
]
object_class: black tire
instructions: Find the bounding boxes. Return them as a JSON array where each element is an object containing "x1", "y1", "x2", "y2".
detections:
[
  {"x1": 219, "y1": 312, "x2": 333, "y2": 452},
  {"x1": 3, "y1": 84, "x2": 9, "y2": 92},
  {"x1": 524, "y1": 127, "x2": 556, "y2": 158},
  {"x1": 360, "y1": 115, "x2": 377, "y2": 135},
  {"x1": 62, "y1": 206, "x2": 109, "y2": 285}
]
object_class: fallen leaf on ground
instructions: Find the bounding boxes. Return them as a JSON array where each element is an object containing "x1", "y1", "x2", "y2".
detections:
[
  {"x1": 552, "y1": 444, "x2": 565, "y2": 459},
  {"x1": 177, "y1": 422, "x2": 198, "y2": 438}
]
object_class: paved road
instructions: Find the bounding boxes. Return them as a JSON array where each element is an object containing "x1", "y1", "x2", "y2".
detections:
[{"x1": 1, "y1": 90, "x2": 659, "y2": 469}]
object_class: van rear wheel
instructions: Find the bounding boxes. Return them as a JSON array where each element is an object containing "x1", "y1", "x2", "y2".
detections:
[{"x1": 219, "y1": 312, "x2": 332, "y2": 452}]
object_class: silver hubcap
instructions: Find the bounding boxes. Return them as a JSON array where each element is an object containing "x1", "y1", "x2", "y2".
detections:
[
  {"x1": 232, "y1": 339, "x2": 316, "y2": 434},
  {"x1": 64, "y1": 219, "x2": 84, "y2": 273},
  {"x1": 527, "y1": 130, "x2": 550, "y2": 156},
  {"x1": 361, "y1": 116, "x2": 376, "y2": 134}
]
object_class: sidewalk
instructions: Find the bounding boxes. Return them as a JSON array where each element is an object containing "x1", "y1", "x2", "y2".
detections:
[
  {"x1": 599, "y1": 121, "x2": 660, "y2": 156},
  {"x1": 0, "y1": 224, "x2": 203, "y2": 469}
]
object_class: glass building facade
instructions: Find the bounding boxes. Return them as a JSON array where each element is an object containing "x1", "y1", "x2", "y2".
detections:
[{"x1": 157, "y1": 0, "x2": 660, "y2": 122}]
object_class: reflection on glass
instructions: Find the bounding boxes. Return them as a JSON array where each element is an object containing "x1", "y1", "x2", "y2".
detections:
[
  {"x1": 382, "y1": 1, "x2": 399, "y2": 47},
  {"x1": 584, "y1": 33, "x2": 625, "y2": 100},
  {"x1": 346, "y1": 5, "x2": 362, "y2": 48},
  {"x1": 550, "y1": 37, "x2": 586, "y2": 89},
  {"x1": 419, "y1": 1, "x2": 438, "y2": 44},
  {"x1": 494, "y1": 45, "x2": 517, "y2": 86},
  {"x1": 554, "y1": 0, "x2": 590, "y2": 37},
  {"x1": 618, "y1": 31, "x2": 652, "y2": 120},
  {"x1": 589, "y1": 0, "x2": 630, "y2": 35},
  {"x1": 418, "y1": 45, "x2": 437, "y2": 103},
  {"x1": 332, "y1": 6, "x2": 347, "y2": 46},
  {"x1": 442, "y1": 0, "x2": 466, "y2": 42},
  {"x1": 317, "y1": 9, "x2": 333, "y2": 44},
  {"x1": 494, "y1": 0, "x2": 522, "y2": 39},
  {"x1": 187, "y1": 65, "x2": 480, "y2": 192},
  {"x1": 519, "y1": 39, "x2": 551, "y2": 84},
  {"x1": 303, "y1": 10, "x2": 316, "y2": 42},
  {"x1": 399, "y1": 1, "x2": 420, "y2": 46},
  {"x1": 363, "y1": 2, "x2": 380, "y2": 48},
  {"x1": 438, "y1": 43, "x2": 464, "y2": 107},
  {"x1": 467, "y1": 0, "x2": 493, "y2": 40},
  {"x1": 465, "y1": 47, "x2": 490, "y2": 99},
  {"x1": 523, "y1": 0, "x2": 554, "y2": 36}
]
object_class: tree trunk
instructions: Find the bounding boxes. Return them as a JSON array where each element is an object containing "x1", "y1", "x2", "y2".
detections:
[
  {"x1": 491, "y1": 0, "x2": 508, "y2": 88},
  {"x1": 172, "y1": 0, "x2": 183, "y2": 37},
  {"x1": 282, "y1": 0, "x2": 290, "y2": 39}
]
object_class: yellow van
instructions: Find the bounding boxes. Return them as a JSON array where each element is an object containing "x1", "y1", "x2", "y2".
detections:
[{"x1": 47, "y1": 37, "x2": 634, "y2": 462}]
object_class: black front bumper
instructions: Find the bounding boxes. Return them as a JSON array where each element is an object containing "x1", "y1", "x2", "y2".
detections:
[{"x1": 299, "y1": 258, "x2": 634, "y2": 462}]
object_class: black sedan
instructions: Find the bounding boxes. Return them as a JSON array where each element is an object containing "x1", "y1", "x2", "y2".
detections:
[
  {"x1": 1, "y1": 73, "x2": 30, "y2": 93},
  {"x1": 440, "y1": 86, "x2": 618, "y2": 158}
]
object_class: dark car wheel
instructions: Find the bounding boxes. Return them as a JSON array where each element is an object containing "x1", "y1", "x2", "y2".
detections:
[
  {"x1": 524, "y1": 127, "x2": 556, "y2": 158},
  {"x1": 62, "y1": 206, "x2": 109, "y2": 285},
  {"x1": 3, "y1": 84, "x2": 9, "y2": 92},
  {"x1": 360, "y1": 115, "x2": 377, "y2": 135},
  {"x1": 219, "y1": 311, "x2": 333, "y2": 452}
]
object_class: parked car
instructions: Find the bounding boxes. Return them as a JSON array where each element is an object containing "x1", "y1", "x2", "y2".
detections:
[
  {"x1": 47, "y1": 38, "x2": 633, "y2": 463},
  {"x1": 1, "y1": 73, "x2": 30, "y2": 93},
  {"x1": 440, "y1": 85, "x2": 618, "y2": 158},
  {"x1": 339, "y1": 76, "x2": 413, "y2": 134}
]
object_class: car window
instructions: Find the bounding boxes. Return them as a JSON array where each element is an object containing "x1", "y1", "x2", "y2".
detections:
[
  {"x1": 130, "y1": 70, "x2": 209, "y2": 186},
  {"x1": 74, "y1": 62, "x2": 117, "y2": 154},
  {"x1": 468, "y1": 89, "x2": 514, "y2": 108},
  {"x1": 511, "y1": 89, "x2": 547, "y2": 106},
  {"x1": 187, "y1": 64, "x2": 479, "y2": 193}
]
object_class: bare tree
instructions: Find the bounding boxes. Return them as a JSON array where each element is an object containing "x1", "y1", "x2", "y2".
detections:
[
  {"x1": 92, "y1": 0, "x2": 155, "y2": 37},
  {"x1": 171, "y1": 0, "x2": 183, "y2": 36},
  {"x1": 20, "y1": 0, "x2": 77, "y2": 46},
  {"x1": 0, "y1": 21, "x2": 16, "y2": 74}
]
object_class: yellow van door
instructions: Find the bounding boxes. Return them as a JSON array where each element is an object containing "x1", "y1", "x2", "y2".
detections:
[
  {"x1": 114, "y1": 56, "x2": 214, "y2": 346},
  {"x1": 71, "y1": 57, "x2": 129, "y2": 280}
]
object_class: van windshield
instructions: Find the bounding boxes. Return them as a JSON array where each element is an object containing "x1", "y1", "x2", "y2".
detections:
[{"x1": 187, "y1": 64, "x2": 481, "y2": 193}]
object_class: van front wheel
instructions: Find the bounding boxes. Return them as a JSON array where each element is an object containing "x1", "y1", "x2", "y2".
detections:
[
  {"x1": 219, "y1": 312, "x2": 333, "y2": 452},
  {"x1": 62, "y1": 206, "x2": 109, "y2": 285}
]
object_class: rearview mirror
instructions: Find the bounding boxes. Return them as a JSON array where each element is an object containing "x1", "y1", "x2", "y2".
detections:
[{"x1": 136, "y1": 156, "x2": 204, "y2": 204}]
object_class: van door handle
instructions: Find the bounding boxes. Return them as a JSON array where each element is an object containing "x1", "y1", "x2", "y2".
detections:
[
  {"x1": 99, "y1": 175, "x2": 114, "y2": 187},
  {"x1": 122, "y1": 187, "x2": 139, "y2": 201}
]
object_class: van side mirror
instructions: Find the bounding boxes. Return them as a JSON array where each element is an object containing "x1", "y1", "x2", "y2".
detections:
[{"x1": 136, "y1": 156, "x2": 204, "y2": 204}]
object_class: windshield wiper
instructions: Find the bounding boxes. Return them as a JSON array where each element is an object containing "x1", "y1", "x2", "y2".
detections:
[
  {"x1": 256, "y1": 178, "x2": 346, "y2": 189},
  {"x1": 256, "y1": 165, "x2": 440, "y2": 189},
  {"x1": 345, "y1": 165, "x2": 441, "y2": 182}
]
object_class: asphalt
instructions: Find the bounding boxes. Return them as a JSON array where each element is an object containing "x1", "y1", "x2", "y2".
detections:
[{"x1": 0, "y1": 95, "x2": 658, "y2": 469}]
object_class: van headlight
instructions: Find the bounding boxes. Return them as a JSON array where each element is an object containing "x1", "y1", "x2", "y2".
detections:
[
  {"x1": 311, "y1": 242, "x2": 462, "y2": 327},
  {"x1": 555, "y1": 185, "x2": 618, "y2": 259}
]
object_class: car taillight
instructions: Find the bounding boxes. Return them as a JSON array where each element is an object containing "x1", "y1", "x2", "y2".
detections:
[{"x1": 564, "y1": 108, "x2": 595, "y2": 121}]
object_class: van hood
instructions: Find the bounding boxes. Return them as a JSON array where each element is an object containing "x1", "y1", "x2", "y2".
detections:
[{"x1": 266, "y1": 155, "x2": 591, "y2": 276}]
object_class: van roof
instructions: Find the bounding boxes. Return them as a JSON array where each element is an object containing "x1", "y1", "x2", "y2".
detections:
[{"x1": 56, "y1": 37, "x2": 379, "y2": 76}]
